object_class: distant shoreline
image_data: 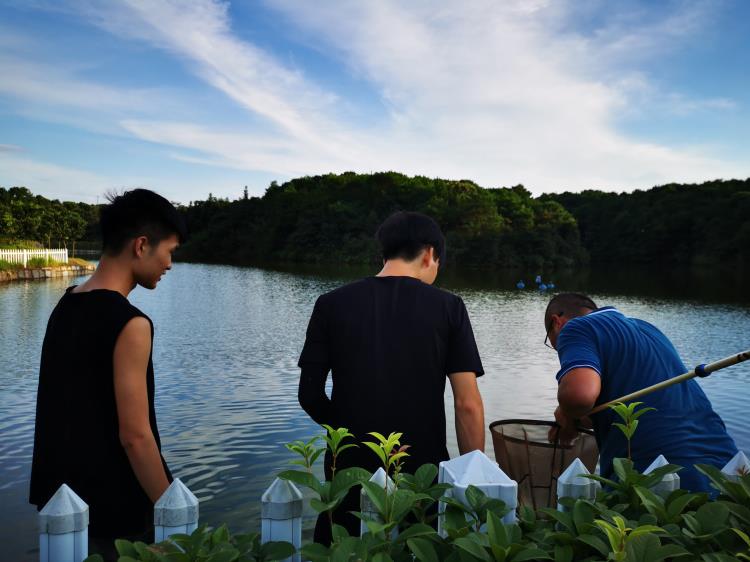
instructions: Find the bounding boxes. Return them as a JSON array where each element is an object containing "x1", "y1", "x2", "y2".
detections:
[{"x1": 0, "y1": 262, "x2": 95, "y2": 284}]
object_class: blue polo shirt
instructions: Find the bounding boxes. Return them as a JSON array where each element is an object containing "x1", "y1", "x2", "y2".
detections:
[{"x1": 556, "y1": 307, "x2": 737, "y2": 492}]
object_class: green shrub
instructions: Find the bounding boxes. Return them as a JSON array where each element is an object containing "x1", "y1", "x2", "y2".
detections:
[
  {"x1": 26, "y1": 256, "x2": 62, "y2": 268},
  {"x1": 0, "y1": 259, "x2": 22, "y2": 271},
  {"x1": 93, "y1": 422, "x2": 750, "y2": 562}
]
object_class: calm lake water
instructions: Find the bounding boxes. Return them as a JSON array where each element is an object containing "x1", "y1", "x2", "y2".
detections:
[{"x1": 1, "y1": 263, "x2": 749, "y2": 560}]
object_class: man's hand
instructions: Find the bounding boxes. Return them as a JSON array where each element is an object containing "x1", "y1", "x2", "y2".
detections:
[
  {"x1": 548, "y1": 406, "x2": 580, "y2": 445},
  {"x1": 449, "y1": 372, "x2": 485, "y2": 454}
]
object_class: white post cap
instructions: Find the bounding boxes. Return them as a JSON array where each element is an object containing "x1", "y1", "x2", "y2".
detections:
[
  {"x1": 644, "y1": 454, "x2": 680, "y2": 496},
  {"x1": 440, "y1": 450, "x2": 515, "y2": 487},
  {"x1": 154, "y1": 478, "x2": 199, "y2": 527},
  {"x1": 721, "y1": 451, "x2": 750, "y2": 479},
  {"x1": 261, "y1": 478, "x2": 303, "y2": 520},
  {"x1": 39, "y1": 484, "x2": 89, "y2": 534},
  {"x1": 558, "y1": 458, "x2": 591, "y2": 486}
]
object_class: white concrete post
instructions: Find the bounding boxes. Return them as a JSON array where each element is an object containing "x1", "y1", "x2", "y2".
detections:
[
  {"x1": 721, "y1": 451, "x2": 750, "y2": 483},
  {"x1": 39, "y1": 484, "x2": 89, "y2": 562},
  {"x1": 360, "y1": 467, "x2": 396, "y2": 537},
  {"x1": 644, "y1": 455, "x2": 680, "y2": 498},
  {"x1": 154, "y1": 478, "x2": 199, "y2": 542},
  {"x1": 261, "y1": 478, "x2": 302, "y2": 562},
  {"x1": 438, "y1": 450, "x2": 518, "y2": 536},
  {"x1": 557, "y1": 458, "x2": 599, "y2": 511}
]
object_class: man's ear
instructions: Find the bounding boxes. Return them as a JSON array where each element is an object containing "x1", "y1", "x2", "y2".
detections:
[
  {"x1": 421, "y1": 246, "x2": 435, "y2": 268},
  {"x1": 133, "y1": 236, "x2": 148, "y2": 258},
  {"x1": 553, "y1": 314, "x2": 567, "y2": 331}
]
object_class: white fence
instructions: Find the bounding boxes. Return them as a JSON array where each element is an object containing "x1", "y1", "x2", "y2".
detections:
[
  {"x1": 0, "y1": 249, "x2": 68, "y2": 267},
  {"x1": 37, "y1": 449, "x2": 750, "y2": 562}
]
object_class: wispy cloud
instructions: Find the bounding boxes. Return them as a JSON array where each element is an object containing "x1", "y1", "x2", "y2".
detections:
[
  {"x1": 0, "y1": 151, "x2": 109, "y2": 201},
  {"x1": 0, "y1": 144, "x2": 23, "y2": 153},
  {"x1": 2, "y1": 0, "x2": 746, "y2": 197}
]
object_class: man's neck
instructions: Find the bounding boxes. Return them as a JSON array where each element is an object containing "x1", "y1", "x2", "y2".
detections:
[
  {"x1": 74, "y1": 256, "x2": 137, "y2": 298},
  {"x1": 376, "y1": 260, "x2": 421, "y2": 280}
]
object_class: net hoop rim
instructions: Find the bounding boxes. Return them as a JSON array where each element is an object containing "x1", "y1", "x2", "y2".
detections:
[{"x1": 489, "y1": 419, "x2": 595, "y2": 450}]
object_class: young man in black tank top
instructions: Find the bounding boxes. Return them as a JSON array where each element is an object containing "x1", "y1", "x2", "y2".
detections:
[
  {"x1": 298, "y1": 211, "x2": 485, "y2": 543},
  {"x1": 29, "y1": 189, "x2": 187, "y2": 560}
]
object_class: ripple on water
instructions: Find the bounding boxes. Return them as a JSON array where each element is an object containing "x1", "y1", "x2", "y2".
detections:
[{"x1": 1, "y1": 265, "x2": 749, "y2": 561}]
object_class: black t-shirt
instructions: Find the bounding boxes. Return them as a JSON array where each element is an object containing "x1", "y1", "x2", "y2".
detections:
[
  {"x1": 29, "y1": 288, "x2": 171, "y2": 537},
  {"x1": 298, "y1": 276, "x2": 484, "y2": 474}
]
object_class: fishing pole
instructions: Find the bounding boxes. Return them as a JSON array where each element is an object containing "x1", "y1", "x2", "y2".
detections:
[{"x1": 588, "y1": 349, "x2": 750, "y2": 416}]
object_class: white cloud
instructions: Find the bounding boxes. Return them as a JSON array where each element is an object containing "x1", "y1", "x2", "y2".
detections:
[
  {"x1": 2, "y1": 0, "x2": 747, "y2": 197},
  {"x1": 0, "y1": 152, "x2": 110, "y2": 202}
]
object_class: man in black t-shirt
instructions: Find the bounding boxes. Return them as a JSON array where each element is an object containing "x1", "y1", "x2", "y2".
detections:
[
  {"x1": 30, "y1": 190, "x2": 187, "y2": 560},
  {"x1": 298, "y1": 211, "x2": 485, "y2": 542}
]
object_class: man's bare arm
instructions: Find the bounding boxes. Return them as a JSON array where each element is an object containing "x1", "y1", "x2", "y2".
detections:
[
  {"x1": 449, "y1": 372, "x2": 485, "y2": 454},
  {"x1": 557, "y1": 367, "x2": 601, "y2": 419},
  {"x1": 114, "y1": 317, "x2": 170, "y2": 503}
]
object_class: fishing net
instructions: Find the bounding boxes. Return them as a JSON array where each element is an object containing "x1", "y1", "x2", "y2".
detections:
[{"x1": 490, "y1": 419, "x2": 599, "y2": 510}]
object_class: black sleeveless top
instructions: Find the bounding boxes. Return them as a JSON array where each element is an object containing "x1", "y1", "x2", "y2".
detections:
[{"x1": 29, "y1": 287, "x2": 172, "y2": 537}]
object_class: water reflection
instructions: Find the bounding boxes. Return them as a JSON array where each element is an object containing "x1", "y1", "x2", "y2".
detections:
[{"x1": 0, "y1": 263, "x2": 748, "y2": 561}]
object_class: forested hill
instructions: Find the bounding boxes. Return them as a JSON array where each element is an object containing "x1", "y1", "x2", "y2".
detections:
[
  {"x1": 545, "y1": 178, "x2": 750, "y2": 268},
  {"x1": 180, "y1": 172, "x2": 584, "y2": 269},
  {"x1": 3, "y1": 174, "x2": 749, "y2": 270}
]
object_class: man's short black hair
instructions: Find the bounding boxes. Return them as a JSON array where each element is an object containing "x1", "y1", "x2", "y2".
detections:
[
  {"x1": 545, "y1": 293, "x2": 598, "y2": 326},
  {"x1": 100, "y1": 189, "x2": 188, "y2": 255},
  {"x1": 375, "y1": 211, "x2": 446, "y2": 264}
]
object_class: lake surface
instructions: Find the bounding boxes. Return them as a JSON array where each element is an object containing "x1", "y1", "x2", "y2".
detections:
[{"x1": 1, "y1": 263, "x2": 749, "y2": 561}]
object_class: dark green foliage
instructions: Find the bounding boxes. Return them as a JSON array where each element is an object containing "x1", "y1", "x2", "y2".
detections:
[
  {"x1": 0, "y1": 186, "x2": 95, "y2": 248},
  {"x1": 546, "y1": 178, "x2": 750, "y2": 268},
  {"x1": 83, "y1": 524, "x2": 295, "y2": 561},
  {"x1": 178, "y1": 173, "x2": 584, "y2": 269}
]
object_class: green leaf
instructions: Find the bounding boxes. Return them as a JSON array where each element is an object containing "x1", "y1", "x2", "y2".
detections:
[
  {"x1": 363, "y1": 441, "x2": 388, "y2": 465},
  {"x1": 539, "y1": 508, "x2": 574, "y2": 534},
  {"x1": 512, "y1": 547, "x2": 553, "y2": 561},
  {"x1": 630, "y1": 407, "x2": 657, "y2": 421},
  {"x1": 82, "y1": 556, "x2": 105, "y2": 562},
  {"x1": 277, "y1": 469, "x2": 324, "y2": 494},
  {"x1": 330, "y1": 467, "x2": 370, "y2": 498},
  {"x1": 612, "y1": 458, "x2": 634, "y2": 483},
  {"x1": 362, "y1": 481, "x2": 388, "y2": 515},
  {"x1": 390, "y1": 489, "x2": 417, "y2": 522},
  {"x1": 395, "y1": 523, "x2": 437, "y2": 543},
  {"x1": 466, "y1": 485, "x2": 488, "y2": 513},
  {"x1": 634, "y1": 486, "x2": 667, "y2": 520},
  {"x1": 408, "y1": 537, "x2": 439, "y2": 562},
  {"x1": 310, "y1": 497, "x2": 339, "y2": 513},
  {"x1": 301, "y1": 542, "x2": 331, "y2": 562},
  {"x1": 695, "y1": 501, "x2": 730, "y2": 534},
  {"x1": 211, "y1": 524, "x2": 231, "y2": 545},
  {"x1": 454, "y1": 536, "x2": 492, "y2": 562},
  {"x1": 487, "y1": 510, "x2": 509, "y2": 547},
  {"x1": 624, "y1": 533, "x2": 660, "y2": 562},
  {"x1": 553, "y1": 545, "x2": 573, "y2": 562},
  {"x1": 572, "y1": 500, "x2": 594, "y2": 534},
  {"x1": 415, "y1": 464, "x2": 439, "y2": 487},
  {"x1": 114, "y1": 540, "x2": 139, "y2": 557},
  {"x1": 575, "y1": 534, "x2": 610, "y2": 557},
  {"x1": 205, "y1": 550, "x2": 239, "y2": 562}
]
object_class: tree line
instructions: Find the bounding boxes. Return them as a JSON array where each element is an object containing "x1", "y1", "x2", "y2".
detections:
[
  {"x1": 2, "y1": 174, "x2": 748, "y2": 270},
  {"x1": 0, "y1": 187, "x2": 98, "y2": 249},
  {"x1": 544, "y1": 178, "x2": 750, "y2": 269}
]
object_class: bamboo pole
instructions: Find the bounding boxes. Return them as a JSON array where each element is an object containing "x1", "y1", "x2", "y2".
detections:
[{"x1": 589, "y1": 349, "x2": 750, "y2": 416}]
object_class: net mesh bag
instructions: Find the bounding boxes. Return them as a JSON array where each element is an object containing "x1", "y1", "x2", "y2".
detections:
[{"x1": 490, "y1": 419, "x2": 599, "y2": 510}]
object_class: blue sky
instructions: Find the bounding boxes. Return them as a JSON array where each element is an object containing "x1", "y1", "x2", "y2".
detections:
[{"x1": 0, "y1": 0, "x2": 748, "y2": 203}]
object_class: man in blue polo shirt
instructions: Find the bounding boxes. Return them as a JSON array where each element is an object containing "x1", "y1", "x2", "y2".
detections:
[{"x1": 544, "y1": 293, "x2": 737, "y2": 492}]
